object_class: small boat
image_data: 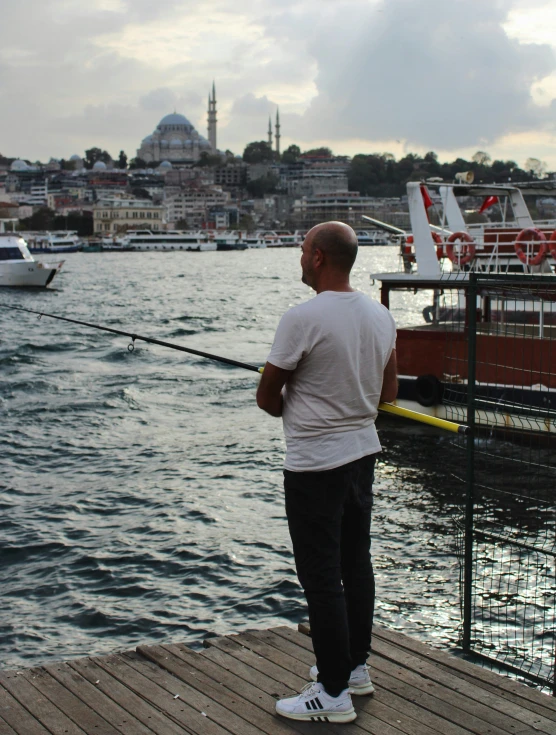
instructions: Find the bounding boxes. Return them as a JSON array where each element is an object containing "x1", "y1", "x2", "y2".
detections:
[{"x1": 0, "y1": 235, "x2": 64, "y2": 287}]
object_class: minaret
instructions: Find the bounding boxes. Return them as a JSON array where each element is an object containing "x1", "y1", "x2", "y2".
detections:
[
  {"x1": 268, "y1": 116, "x2": 273, "y2": 148},
  {"x1": 275, "y1": 108, "x2": 281, "y2": 157},
  {"x1": 207, "y1": 82, "x2": 217, "y2": 152}
]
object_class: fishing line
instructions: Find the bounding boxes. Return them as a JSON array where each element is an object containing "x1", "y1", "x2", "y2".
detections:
[{"x1": 0, "y1": 302, "x2": 468, "y2": 434}]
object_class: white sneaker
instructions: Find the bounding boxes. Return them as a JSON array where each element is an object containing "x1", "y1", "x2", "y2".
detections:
[
  {"x1": 275, "y1": 681, "x2": 356, "y2": 723},
  {"x1": 310, "y1": 663, "x2": 375, "y2": 695}
]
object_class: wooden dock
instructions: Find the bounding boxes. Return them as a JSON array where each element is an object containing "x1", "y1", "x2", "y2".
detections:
[{"x1": 1, "y1": 624, "x2": 554, "y2": 734}]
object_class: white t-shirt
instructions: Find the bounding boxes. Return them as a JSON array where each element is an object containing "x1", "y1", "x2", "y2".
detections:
[{"x1": 267, "y1": 290, "x2": 396, "y2": 472}]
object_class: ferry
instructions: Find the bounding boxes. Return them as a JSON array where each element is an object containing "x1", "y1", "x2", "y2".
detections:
[
  {"x1": 0, "y1": 234, "x2": 64, "y2": 287},
  {"x1": 23, "y1": 231, "x2": 82, "y2": 253},
  {"x1": 371, "y1": 181, "x2": 556, "y2": 436},
  {"x1": 118, "y1": 230, "x2": 216, "y2": 251}
]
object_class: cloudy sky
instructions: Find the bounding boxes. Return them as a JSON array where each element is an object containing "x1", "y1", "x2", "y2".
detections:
[{"x1": 1, "y1": 0, "x2": 556, "y2": 168}]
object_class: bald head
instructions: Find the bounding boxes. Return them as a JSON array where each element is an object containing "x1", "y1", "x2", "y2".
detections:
[{"x1": 306, "y1": 221, "x2": 358, "y2": 273}]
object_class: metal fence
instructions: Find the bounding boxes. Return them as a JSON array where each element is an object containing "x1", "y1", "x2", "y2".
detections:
[{"x1": 441, "y1": 273, "x2": 556, "y2": 693}]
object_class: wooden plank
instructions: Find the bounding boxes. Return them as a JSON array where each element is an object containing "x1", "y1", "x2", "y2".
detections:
[
  {"x1": 225, "y1": 632, "x2": 309, "y2": 679},
  {"x1": 0, "y1": 716, "x2": 17, "y2": 735},
  {"x1": 0, "y1": 685, "x2": 50, "y2": 735},
  {"x1": 121, "y1": 650, "x2": 265, "y2": 735},
  {"x1": 93, "y1": 651, "x2": 217, "y2": 735},
  {"x1": 372, "y1": 625, "x2": 556, "y2": 718},
  {"x1": 0, "y1": 670, "x2": 87, "y2": 735},
  {"x1": 201, "y1": 640, "x2": 388, "y2": 735},
  {"x1": 17, "y1": 667, "x2": 120, "y2": 735},
  {"x1": 203, "y1": 635, "x2": 303, "y2": 692},
  {"x1": 215, "y1": 634, "x2": 407, "y2": 735},
  {"x1": 370, "y1": 636, "x2": 556, "y2": 735},
  {"x1": 266, "y1": 628, "x2": 524, "y2": 735},
  {"x1": 270, "y1": 628, "x2": 479, "y2": 735},
  {"x1": 46, "y1": 661, "x2": 155, "y2": 735},
  {"x1": 138, "y1": 643, "x2": 312, "y2": 735},
  {"x1": 198, "y1": 642, "x2": 376, "y2": 735},
  {"x1": 69, "y1": 657, "x2": 188, "y2": 735}
]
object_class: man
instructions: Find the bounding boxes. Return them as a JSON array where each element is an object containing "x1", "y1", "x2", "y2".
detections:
[{"x1": 256, "y1": 221, "x2": 397, "y2": 724}]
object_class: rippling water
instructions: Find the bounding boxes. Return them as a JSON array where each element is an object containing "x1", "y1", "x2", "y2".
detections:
[{"x1": 0, "y1": 247, "x2": 464, "y2": 670}]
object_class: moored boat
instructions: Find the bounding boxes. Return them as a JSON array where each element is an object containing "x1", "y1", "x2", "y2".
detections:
[
  {"x1": 372, "y1": 182, "x2": 556, "y2": 436},
  {"x1": 0, "y1": 235, "x2": 64, "y2": 287}
]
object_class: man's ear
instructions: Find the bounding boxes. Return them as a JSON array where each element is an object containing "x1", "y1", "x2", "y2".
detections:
[{"x1": 314, "y1": 248, "x2": 324, "y2": 266}]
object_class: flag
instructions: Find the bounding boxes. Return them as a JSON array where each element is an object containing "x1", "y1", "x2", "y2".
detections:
[
  {"x1": 420, "y1": 185, "x2": 433, "y2": 209},
  {"x1": 479, "y1": 195, "x2": 499, "y2": 213}
]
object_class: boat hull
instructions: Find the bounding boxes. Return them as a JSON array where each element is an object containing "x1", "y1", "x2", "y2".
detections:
[{"x1": 0, "y1": 260, "x2": 63, "y2": 287}]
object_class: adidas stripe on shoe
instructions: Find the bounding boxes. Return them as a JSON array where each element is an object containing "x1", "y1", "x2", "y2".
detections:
[
  {"x1": 275, "y1": 682, "x2": 356, "y2": 723},
  {"x1": 310, "y1": 663, "x2": 375, "y2": 695}
]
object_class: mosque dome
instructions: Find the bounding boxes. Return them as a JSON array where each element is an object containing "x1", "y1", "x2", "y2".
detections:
[
  {"x1": 159, "y1": 160, "x2": 172, "y2": 169},
  {"x1": 92, "y1": 160, "x2": 107, "y2": 171},
  {"x1": 11, "y1": 159, "x2": 29, "y2": 171},
  {"x1": 138, "y1": 101, "x2": 217, "y2": 163},
  {"x1": 69, "y1": 154, "x2": 82, "y2": 161},
  {"x1": 158, "y1": 113, "x2": 191, "y2": 127}
]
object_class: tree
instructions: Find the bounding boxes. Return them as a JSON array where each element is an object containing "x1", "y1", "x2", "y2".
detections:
[
  {"x1": 524, "y1": 157, "x2": 547, "y2": 178},
  {"x1": 303, "y1": 147, "x2": 333, "y2": 157},
  {"x1": 194, "y1": 151, "x2": 223, "y2": 167},
  {"x1": 472, "y1": 151, "x2": 491, "y2": 165},
  {"x1": 245, "y1": 174, "x2": 279, "y2": 198},
  {"x1": 281, "y1": 144, "x2": 301, "y2": 164},
  {"x1": 175, "y1": 218, "x2": 189, "y2": 229},
  {"x1": 131, "y1": 187, "x2": 152, "y2": 200},
  {"x1": 118, "y1": 150, "x2": 128, "y2": 169},
  {"x1": 53, "y1": 211, "x2": 94, "y2": 236},
  {"x1": 83, "y1": 147, "x2": 112, "y2": 169},
  {"x1": 19, "y1": 207, "x2": 56, "y2": 231},
  {"x1": 242, "y1": 141, "x2": 274, "y2": 164},
  {"x1": 128, "y1": 157, "x2": 147, "y2": 170}
]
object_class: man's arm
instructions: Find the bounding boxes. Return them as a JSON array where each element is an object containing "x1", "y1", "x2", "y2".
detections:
[
  {"x1": 380, "y1": 349, "x2": 398, "y2": 403},
  {"x1": 256, "y1": 362, "x2": 292, "y2": 417}
]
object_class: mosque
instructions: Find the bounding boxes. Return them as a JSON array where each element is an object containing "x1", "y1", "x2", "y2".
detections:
[{"x1": 136, "y1": 84, "x2": 218, "y2": 165}]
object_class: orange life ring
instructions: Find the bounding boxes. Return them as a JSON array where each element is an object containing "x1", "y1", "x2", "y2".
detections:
[
  {"x1": 514, "y1": 228, "x2": 548, "y2": 266},
  {"x1": 406, "y1": 232, "x2": 444, "y2": 259},
  {"x1": 446, "y1": 231, "x2": 476, "y2": 265},
  {"x1": 549, "y1": 230, "x2": 556, "y2": 260}
]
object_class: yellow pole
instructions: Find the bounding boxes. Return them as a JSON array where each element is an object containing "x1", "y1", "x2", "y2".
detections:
[{"x1": 378, "y1": 402, "x2": 468, "y2": 435}]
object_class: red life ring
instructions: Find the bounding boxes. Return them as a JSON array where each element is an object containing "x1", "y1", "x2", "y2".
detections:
[
  {"x1": 446, "y1": 231, "x2": 476, "y2": 265},
  {"x1": 514, "y1": 228, "x2": 548, "y2": 266},
  {"x1": 406, "y1": 232, "x2": 444, "y2": 259},
  {"x1": 549, "y1": 230, "x2": 556, "y2": 260}
]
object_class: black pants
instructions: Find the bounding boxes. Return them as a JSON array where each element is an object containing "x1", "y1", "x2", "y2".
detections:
[{"x1": 284, "y1": 453, "x2": 376, "y2": 697}]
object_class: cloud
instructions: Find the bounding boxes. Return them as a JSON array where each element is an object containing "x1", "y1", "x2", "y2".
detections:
[
  {"x1": 0, "y1": 0, "x2": 555, "y2": 164},
  {"x1": 278, "y1": 0, "x2": 556, "y2": 149}
]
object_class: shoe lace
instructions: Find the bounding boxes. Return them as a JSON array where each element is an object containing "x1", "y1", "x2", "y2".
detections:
[{"x1": 300, "y1": 682, "x2": 320, "y2": 698}]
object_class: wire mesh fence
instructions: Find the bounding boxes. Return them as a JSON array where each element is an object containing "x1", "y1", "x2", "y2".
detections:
[{"x1": 439, "y1": 273, "x2": 556, "y2": 693}]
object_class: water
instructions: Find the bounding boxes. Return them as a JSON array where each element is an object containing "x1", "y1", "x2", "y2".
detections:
[{"x1": 0, "y1": 247, "x2": 463, "y2": 671}]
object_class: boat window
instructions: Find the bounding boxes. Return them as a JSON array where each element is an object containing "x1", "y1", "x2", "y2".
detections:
[{"x1": 0, "y1": 247, "x2": 25, "y2": 261}]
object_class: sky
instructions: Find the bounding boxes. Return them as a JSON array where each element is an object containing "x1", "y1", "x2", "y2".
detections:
[{"x1": 1, "y1": 0, "x2": 556, "y2": 169}]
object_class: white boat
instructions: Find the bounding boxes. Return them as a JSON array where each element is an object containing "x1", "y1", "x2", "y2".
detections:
[
  {"x1": 354, "y1": 229, "x2": 392, "y2": 246},
  {"x1": 23, "y1": 231, "x2": 82, "y2": 253},
  {"x1": 0, "y1": 235, "x2": 64, "y2": 287},
  {"x1": 260, "y1": 230, "x2": 304, "y2": 247},
  {"x1": 119, "y1": 230, "x2": 216, "y2": 251}
]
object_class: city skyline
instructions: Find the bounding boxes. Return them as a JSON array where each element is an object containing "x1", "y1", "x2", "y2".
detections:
[{"x1": 1, "y1": 0, "x2": 556, "y2": 168}]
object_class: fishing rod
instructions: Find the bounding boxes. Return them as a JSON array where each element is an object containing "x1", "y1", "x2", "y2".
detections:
[
  {"x1": 1, "y1": 303, "x2": 468, "y2": 435},
  {"x1": 2, "y1": 303, "x2": 263, "y2": 373}
]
